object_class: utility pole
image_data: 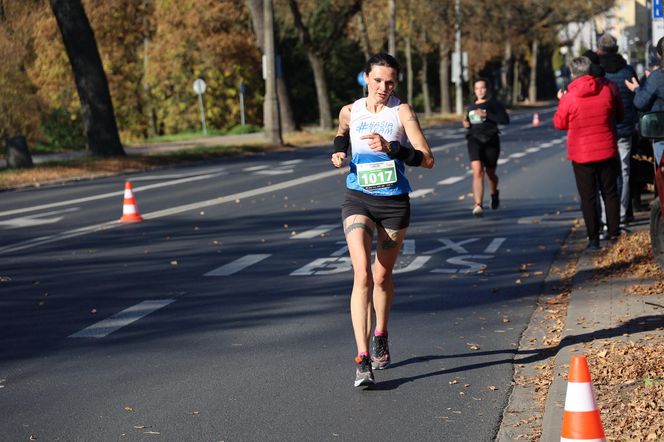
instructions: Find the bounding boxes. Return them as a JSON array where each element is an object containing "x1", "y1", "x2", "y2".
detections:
[
  {"x1": 454, "y1": 0, "x2": 463, "y2": 115},
  {"x1": 263, "y1": 0, "x2": 282, "y2": 145}
]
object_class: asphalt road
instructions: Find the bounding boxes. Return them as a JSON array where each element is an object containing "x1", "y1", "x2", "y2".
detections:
[{"x1": 0, "y1": 107, "x2": 580, "y2": 441}]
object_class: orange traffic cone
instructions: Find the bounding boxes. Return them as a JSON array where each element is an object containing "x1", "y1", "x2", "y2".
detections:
[
  {"x1": 560, "y1": 355, "x2": 605, "y2": 442},
  {"x1": 532, "y1": 112, "x2": 540, "y2": 127},
  {"x1": 120, "y1": 180, "x2": 143, "y2": 223}
]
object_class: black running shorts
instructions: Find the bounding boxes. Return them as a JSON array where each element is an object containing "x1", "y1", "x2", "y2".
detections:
[
  {"x1": 467, "y1": 134, "x2": 501, "y2": 168},
  {"x1": 341, "y1": 188, "x2": 410, "y2": 230}
]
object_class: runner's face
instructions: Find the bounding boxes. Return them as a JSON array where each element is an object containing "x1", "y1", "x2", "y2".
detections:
[
  {"x1": 474, "y1": 81, "x2": 488, "y2": 100},
  {"x1": 366, "y1": 65, "x2": 397, "y2": 103}
]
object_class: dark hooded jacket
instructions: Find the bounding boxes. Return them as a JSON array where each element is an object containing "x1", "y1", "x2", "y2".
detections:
[{"x1": 599, "y1": 52, "x2": 638, "y2": 137}]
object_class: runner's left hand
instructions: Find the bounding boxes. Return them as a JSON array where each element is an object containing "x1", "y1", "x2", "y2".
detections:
[{"x1": 360, "y1": 133, "x2": 388, "y2": 153}]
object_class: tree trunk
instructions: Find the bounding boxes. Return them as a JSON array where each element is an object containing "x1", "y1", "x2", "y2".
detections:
[
  {"x1": 356, "y1": 11, "x2": 372, "y2": 60},
  {"x1": 420, "y1": 53, "x2": 431, "y2": 117},
  {"x1": 529, "y1": 38, "x2": 538, "y2": 103},
  {"x1": 388, "y1": 0, "x2": 396, "y2": 55},
  {"x1": 512, "y1": 56, "x2": 521, "y2": 104},
  {"x1": 263, "y1": 0, "x2": 282, "y2": 144},
  {"x1": 308, "y1": 52, "x2": 333, "y2": 129},
  {"x1": 49, "y1": 0, "x2": 124, "y2": 156},
  {"x1": 439, "y1": 43, "x2": 451, "y2": 114},
  {"x1": 501, "y1": 40, "x2": 512, "y2": 106},
  {"x1": 246, "y1": 0, "x2": 296, "y2": 132},
  {"x1": 405, "y1": 35, "x2": 413, "y2": 105}
]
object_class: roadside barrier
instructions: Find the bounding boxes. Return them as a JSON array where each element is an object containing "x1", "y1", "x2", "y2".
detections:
[
  {"x1": 120, "y1": 180, "x2": 143, "y2": 223},
  {"x1": 560, "y1": 355, "x2": 606, "y2": 442}
]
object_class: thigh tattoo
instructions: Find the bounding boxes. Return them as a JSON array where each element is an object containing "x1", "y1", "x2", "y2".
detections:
[
  {"x1": 344, "y1": 220, "x2": 373, "y2": 237},
  {"x1": 380, "y1": 227, "x2": 400, "y2": 250}
]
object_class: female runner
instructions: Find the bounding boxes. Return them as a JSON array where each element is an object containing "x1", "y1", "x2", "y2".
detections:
[{"x1": 331, "y1": 53, "x2": 434, "y2": 386}]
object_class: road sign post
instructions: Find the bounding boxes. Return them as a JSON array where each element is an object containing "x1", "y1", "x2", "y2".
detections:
[
  {"x1": 239, "y1": 83, "x2": 246, "y2": 126},
  {"x1": 193, "y1": 78, "x2": 208, "y2": 135},
  {"x1": 357, "y1": 71, "x2": 367, "y2": 96}
]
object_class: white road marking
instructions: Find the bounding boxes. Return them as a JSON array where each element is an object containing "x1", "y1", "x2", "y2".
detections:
[
  {"x1": 402, "y1": 239, "x2": 415, "y2": 255},
  {"x1": 69, "y1": 299, "x2": 175, "y2": 338},
  {"x1": 0, "y1": 169, "x2": 345, "y2": 254},
  {"x1": 409, "y1": 188, "x2": 434, "y2": 198},
  {"x1": 131, "y1": 172, "x2": 216, "y2": 181},
  {"x1": 525, "y1": 147, "x2": 541, "y2": 153},
  {"x1": 256, "y1": 169, "x2": 294, "y2": 175},
  {"x1": 290, "y1": 224, "x2": 338, "y2": 239},
  {"x1": 497, "y1": 158, "x2": 510, "y2": 165},
  {"x1": 280, "y1": 159, "x2": 303, "y2": 165},
  {"x1": 243, "y1": 165, "x2": 268, "y2": 171},
  {"x1": 0, "y1": 173, "x2": 223, "y2": 218},
  {"x1": 394, "y1": 256, "x2": 431, "y2": 274},
  {"x1": 291, "y1": 257, "x2": 352, "y2": 276},
  {"x1": 509, "y1": 152, "x2": 527, "y2": 159},
  {"x1": 484, "y1": 237, "x2": 506, "y2": 253},
  {"x1": 0, "y1": 207, "x2": 79, "y2": 229},
  {"x1": 204, "y1": 254, "x2": 271, "y2": 276},
  {"x1": 438, "y1": 176, "x2": 465, "y2": 185},
  {"x1": 424, "y1": 238, "x2": 479, "y2": 255}
]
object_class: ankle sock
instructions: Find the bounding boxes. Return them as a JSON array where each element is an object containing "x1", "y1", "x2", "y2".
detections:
[{"x1": 374, "y1": 330, "x2": 387, "y2": 337}]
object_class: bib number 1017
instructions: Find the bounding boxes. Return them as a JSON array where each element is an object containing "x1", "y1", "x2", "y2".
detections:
[{"x1": 357, "y1": 160, "x2": 397, "y2": 190}]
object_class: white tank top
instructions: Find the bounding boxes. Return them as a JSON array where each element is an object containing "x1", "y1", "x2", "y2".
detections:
[{"x1": 346, "y1": 96, "x2": 411, "y2": 195}]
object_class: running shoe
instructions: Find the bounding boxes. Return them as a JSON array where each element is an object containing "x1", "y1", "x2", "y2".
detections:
[
  {"x1": 491, "y1": 190, "x2": 500, "y2": 210},
  {"x1": 472, "y1": 204, "x2": 484, "y2": 217},
  {"x1": 371, "y1": 335, "x2": 390, "y2": 370},
  {"x1": 354, "y1": 355, "x2": 375, "y2": 387}
]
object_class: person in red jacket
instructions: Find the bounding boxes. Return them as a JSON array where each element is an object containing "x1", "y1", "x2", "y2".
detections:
[{"x1": 554, "y1": 56, "x2": 622, "y2": 249}]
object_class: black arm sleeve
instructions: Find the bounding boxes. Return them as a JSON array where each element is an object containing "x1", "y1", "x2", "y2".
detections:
[
  {"x1": 485, "y1": 99, "x2": 510, "y2": 125},
  {"x1": 333, "y1": 135, "x2": 349, "y2": 154}
]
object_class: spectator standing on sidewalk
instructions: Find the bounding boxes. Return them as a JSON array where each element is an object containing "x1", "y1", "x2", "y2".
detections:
[
  {"x1": 554, "y1": 56, "x2": 623, "y2": 249},
  {"x1": 626, "y1": 37, "x2": 664, "y2": 197},
  {"x1": 597, "y1": 34, "x2": 638, "y2": 225}
]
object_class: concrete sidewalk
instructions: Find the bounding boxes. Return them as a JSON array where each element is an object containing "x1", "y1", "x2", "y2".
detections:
[
  {"x1": 497, "y1": 204, "x2": 664, "y2": 441},
  {"x1": 0, "y1": 132, "x2": 266, "y2": 168}
]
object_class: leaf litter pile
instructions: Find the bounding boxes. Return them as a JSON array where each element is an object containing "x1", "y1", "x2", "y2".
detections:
[
  {"x1": 507, "y1": 228, "x2": 664, "y2": 441},
  {"x1": 589, "y1": 231, "x2": 664, "y2": 441}
]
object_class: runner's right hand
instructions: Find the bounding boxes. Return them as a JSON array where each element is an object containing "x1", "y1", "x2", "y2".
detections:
[{"x1": 331, "y1": 152, "x2": 347, "y2": 168}]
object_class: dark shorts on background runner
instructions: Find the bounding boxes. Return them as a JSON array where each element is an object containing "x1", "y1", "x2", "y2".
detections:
[
  {"x1": 341, "y1": 188, "x2": 410, "y2": 230},
  {"x1": 467, "y1": 134, "x2": 501, "y2": 168}
]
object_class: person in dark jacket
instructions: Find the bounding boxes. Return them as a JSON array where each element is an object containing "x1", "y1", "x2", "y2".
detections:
[
  {"x1": 462, "y1": 78, "x2": 510, "y2": 217},
  {"x1": 626, "y1": 37, "x2": 664, "y2": 212},
  {"x1": 554, "y1": 56, "x2": 622, "y2": 249},
  {"x1": 626, "y1": 37, "x2": 664, "y2": 112},
  {"x1": 597, "y1": 34, "x2": 638, "y2": 224},
  {"x1": 583, "y1": 50, "x2": 605, "y2": 78}
]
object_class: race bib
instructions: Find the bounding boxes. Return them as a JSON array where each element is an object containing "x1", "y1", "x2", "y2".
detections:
[
  {"x1": 468, "y1": 110, "x2": 485, "y2": 124},
  {"x1": 356, "y1": 160, "x2": 397, "y2": 190}
]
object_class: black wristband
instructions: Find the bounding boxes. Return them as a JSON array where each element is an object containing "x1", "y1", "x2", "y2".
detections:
[
  {"x1": 404, "y1": 149, "x2": 424, "y2": 167},
  {"x1": 387, "y1": 141, "x2": 405, "y2": 159},
  {"x1": 334, "y1": 135, "x2": 349, "y2": 154}
]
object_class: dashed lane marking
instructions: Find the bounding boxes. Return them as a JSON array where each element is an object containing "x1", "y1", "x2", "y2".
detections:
[
  {"x1": 0, "y1": 169, "x2": 344, "y2": 255},
  {"x1": 243, "y1": 165, "x2": 268, "y2": 171},
  {"x1": 290, "y1": 224, "x2": 338, "y2": 239},
  {"x1": 204, "y1": 254, "x2": 271, "y2": 276},
  {"x1": 438, "y1": 176, "x2": 465, "y2": 185},
  {"x1": 69, "y1": 299, "x2": 175, "y2": 338},
  {"x1": 0, "y1": 173, "x2": 223, "y2": 218},
  {"x1": 409, "y1": 188, "x2": 434, "y2": 198}
]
